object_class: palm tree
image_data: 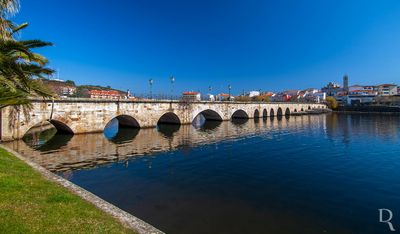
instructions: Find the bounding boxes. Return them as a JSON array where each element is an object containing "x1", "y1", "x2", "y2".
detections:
[
  {"x1": 0, "y1": 36, "x2": 54, "y2": 108},
  {"x1": 0, "y1": 0, "x2": 19, "y2": 14},
  {"x1": 0, "y1": 0, "x2": 19, "y2": 39},
  {"x1": 0, "y1": 0, "x2": 54, "y2": 109}
]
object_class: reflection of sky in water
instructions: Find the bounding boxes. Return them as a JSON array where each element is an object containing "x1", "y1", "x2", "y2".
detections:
[
  {"x1": 192, "y1": 114, "x2": 206, "y2": 128},
  {"x1": 103, "y1": 118, "x2": 119, "y2": 139}
]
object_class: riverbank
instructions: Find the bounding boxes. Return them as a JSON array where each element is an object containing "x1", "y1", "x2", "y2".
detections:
[
  {"x1": 336, "y1": 105, "x2": 400, "y2": 113},
  {"x1": 291, "y1": 108, "x2": 331, "y2": 116},
  {"x1": 0, "y1": 147, "x2": 135, "y2": 234}
]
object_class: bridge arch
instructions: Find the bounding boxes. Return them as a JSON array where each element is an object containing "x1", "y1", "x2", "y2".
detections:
[
  {"x1": 285, "y1": 107, "x2": 290, "y2": 116},
  {"x1": 49, "y1": 119, "x2": 74, "y2": 134},
  {"x1": 277, "y1": 107, "x2": 283, "y2": 116},
  {"x1": 193, "y1": 109, "x2": 223, "y2": 122},
  {"x1": 308, "y1": 106, "x2": 311, "y2": 110},
  {"x1": 192, "y1": 109, "x2": 223, "y2": 128},
  {"x1": 231, "y1": 109, "x2": 249, "y2": 119},
  {"x1": 21, "y1": 118, "x2": 73, "y2": 149},
  {"x1": 104, "y1": 115, "x2": 140, "y2": 130},
  {"x1": 156, "y1": 112, "x2": 181, "y2": 136},
  {"x1": 254, "y1": 109, "x2": 260, "y2": 118},
  {"x1": 270, "y1": 108, "x2": 275, "y2": 117},
  {"x1": 294, "y1": 109, "x2": 298, "y2": 113},
  {"x1": 262, "y1": 109, "x2": 268, "y2": 118},
  {"x1": 103, "y1": 114, "x2": 140, "y2": 140},
  {"x1": 114, "y1": 115, "x2": 140, "y2": 128},
  {"x1": 23, "y1": 118, "x2": 74, "y2": 138},
  {"x1": 157, "y1": 112, "x2": 181, "y2": 125}
]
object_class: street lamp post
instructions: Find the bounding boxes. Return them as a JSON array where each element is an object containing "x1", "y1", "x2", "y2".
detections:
[
  {"x1": 149, "y1": 79, "x2": 153, "y2": 100},
  {"x1": 170, "y1": 75, "x2": 175, "y2": 100},
  {"x1": 228, "y1": 85, "x2": 232, "y2": 101}
]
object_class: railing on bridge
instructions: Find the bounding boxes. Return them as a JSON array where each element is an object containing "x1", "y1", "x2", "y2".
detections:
[{"x1": 29, "y1": 96, "x2": 325, "y2": 105}]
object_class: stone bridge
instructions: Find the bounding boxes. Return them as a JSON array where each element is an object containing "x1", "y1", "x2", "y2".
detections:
[{"x1": 0, "y1": 99, "x2": 327, "y2": 141}]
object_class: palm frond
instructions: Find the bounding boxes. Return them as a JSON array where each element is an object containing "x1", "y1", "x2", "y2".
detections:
[
  {"x1": 0, "y1": 0, "x2": 20, "y2": 39},
  {"x1": 11, "y1": 21, "x2": 26, "y2": 33},
  {"x1": 21, "y1": 39, "x2": 53, "y2": 48},
  {"x1": 0, "y1": 85, "x2": 30, "y2": 107},
  {"x1": 0, "y1": 0, "x2": 20, "y2": 17},
  {"x1": 1, "y1": 2, "x2": 54, "y2": 110}
]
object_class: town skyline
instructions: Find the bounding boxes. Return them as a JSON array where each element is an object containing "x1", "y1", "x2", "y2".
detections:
[
  {"x1": 44, "y1": 75, "x2": 400, "y2": 107},
  {"x1": 17, "y1": 0, "x2": 400, "y2": 94},
  {"x1": 45, "y1": 75, "x2": 399, "y2": 96}
]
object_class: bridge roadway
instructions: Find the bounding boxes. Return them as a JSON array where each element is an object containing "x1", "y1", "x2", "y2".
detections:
[{"x1": 0, "y1": 98, "x2": 327, "y2": 141}]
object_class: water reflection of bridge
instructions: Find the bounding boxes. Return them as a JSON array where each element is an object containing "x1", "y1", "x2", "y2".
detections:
[{"x1": 6, "y1": 115, "x2": 328, "y2": 172}]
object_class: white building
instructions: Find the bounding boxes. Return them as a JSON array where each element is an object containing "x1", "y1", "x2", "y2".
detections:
[
  {"x1": 345, "y1": 95, "x2": 376, "y2": 105},
  {"x1": 312, "y1": 92, "x2": 327, "y2": 103},
  {"x1": 321, "y1": 82, "x2": 342, "y2": 96},
  {"x1": 283, "y1": 90, "x2": 301, "y2": 97},
  {"x1": 216, "y1": 93, "x2": 234, "y2": 101},
  {"x1": 304, "y1": 88, "x2": 319, "y2": 95},
  {"x1": 247, "y1": 91, "x2": 260, "y2": 97},
  {"x1": 205, "y1": 94, "x2": 215, "y2": 101},
  {"x1": 377, "y1": 84, "x2": 397, "y2": 96},
  {"x1": 182, "y1": 92, "x2": 201, "y2": 101},
  {"x1": 348, "y1": 85, "x2": 378, "y2": 96}
]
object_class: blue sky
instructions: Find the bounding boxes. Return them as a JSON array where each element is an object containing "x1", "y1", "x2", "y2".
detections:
[{"x1": 15, "y1": 0, "x2": 400, "y2": 95}]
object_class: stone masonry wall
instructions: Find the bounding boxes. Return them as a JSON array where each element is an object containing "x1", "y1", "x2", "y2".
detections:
[{"x1": 0, "y1": 99, "x2": 326, "y2": 141}]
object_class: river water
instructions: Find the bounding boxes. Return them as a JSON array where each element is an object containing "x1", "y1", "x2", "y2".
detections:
[{"x1": 6, "y1": 113, "x2": 400, "y2": 234}]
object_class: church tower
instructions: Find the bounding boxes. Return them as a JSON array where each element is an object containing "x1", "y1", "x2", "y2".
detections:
[{"x1": 343, "y1": 74, "x2": 349, "y2": 92}]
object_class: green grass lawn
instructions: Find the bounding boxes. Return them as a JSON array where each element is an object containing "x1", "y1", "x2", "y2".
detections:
[{"x1": 0, "y1": 147, "x2": 135, "y2": 234}]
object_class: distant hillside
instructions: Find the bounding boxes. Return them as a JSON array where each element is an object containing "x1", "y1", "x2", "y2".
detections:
[
  {"x1": 41, "y1": 79, "x2": 125, "y2": 98},
  {"x1": 77, "y1": 85, "x2": 124, "y2": 93},
  {"x1": 42, "y1": 79, "x2": 76, "y2": 87},
  {"x1": 72, "y1": 85, "x2": 126, "y2": 98}
]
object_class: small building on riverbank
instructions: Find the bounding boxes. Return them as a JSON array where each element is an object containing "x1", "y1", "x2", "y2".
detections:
[
  {"x1": 374, "y1": 95, "x2": 400, "y2": 106},
  {"x1": 377, "y1": 84, "x2": 398, "y2": 96},
  {"x1": 182, "y1": 92, "x2": 201, "y2": 101},
  {"x1": 345, "y1": 95, "x2": 376, "y2": 106}
]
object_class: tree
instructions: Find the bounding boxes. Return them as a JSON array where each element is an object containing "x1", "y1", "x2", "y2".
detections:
[
  {"x1": 0, "y1": 1, "x2": 54, "y2": 109},
  {"x1": 252, "y1": 94, "x2": 270, "y2": 103},
  {"x1": 0, "y1": 0, "x2": 19, "y2": 39},
  {"x1": 235, "y1": 96, "x2": 251, "y2": 102},
  {"x1": 65, "y1": 80, "x2": 76, "y2": 86},
  {"x1": 326, "y1": 96, "x2": 338, "y2": 110},
  {"x1": 0, "y1": 34, "x2": 54, "y2": 108}
]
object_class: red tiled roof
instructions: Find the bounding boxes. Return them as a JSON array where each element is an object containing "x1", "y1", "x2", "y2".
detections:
[
  {"x1": 182, "y1": 91, "x2": 199, "y2": 95},
  {"x1": 379, "y1": 84, "x2": 396, "y2": 87},
  {"x1": 89, "y1": 90, "x2": 120, "y2": 95},
  {"x1": 262, "y1": 92, "x2": 274, "y2": 97},
  {"x1": 350, "y1": 90, "x2": 376, "y2": 92}
]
